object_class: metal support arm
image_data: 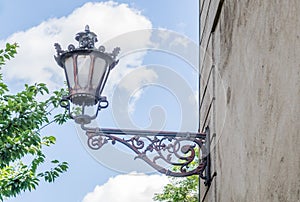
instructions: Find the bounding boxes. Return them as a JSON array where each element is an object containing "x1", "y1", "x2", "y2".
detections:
[{"x1": 81, "y1": 125, "x2": 212, "y2": 183}]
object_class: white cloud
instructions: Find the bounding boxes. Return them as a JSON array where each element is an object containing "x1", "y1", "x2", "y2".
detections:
[
  {"x1": 0, "y1": 1, "x2": 152, "y2": 90},
  {"x1": 82, "y1": 173, "x2": 169, "y2": 202},
  {"x1": 118, "y1": 66, "x2": 158, "y2": 93},
  {"x1": 128, "y1": 89, "x2": 143, "y2": 114},
  {"x1": 170, "y1": 36, "x2": 190, "y2": 48},
  {"x1": 157, "y1": 28, "x2": 171, "y2": 41},
  {"x1": 106, "y1": 64, "x2": 158, "y2": 115},
  {"x1": 123, "y1": 67, "x2": 158, "y2": 114}
]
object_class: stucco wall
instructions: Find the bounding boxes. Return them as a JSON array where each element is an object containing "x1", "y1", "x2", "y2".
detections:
[{"x1": 200, "y1": 0, "x2": 300, "y2": 201}]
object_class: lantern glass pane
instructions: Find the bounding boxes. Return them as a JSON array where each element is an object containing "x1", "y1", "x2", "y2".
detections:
[
  {"x1": 65, "y1": 57, "x2": 75, "y2": 89},
  {"x1": 77, "y1": 55, "x2": 91, "y2": 88},
  {"x1": 92, "y1": 57, "x2": 107, "y2": 89}
]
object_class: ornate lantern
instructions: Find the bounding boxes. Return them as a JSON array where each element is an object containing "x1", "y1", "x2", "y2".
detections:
[{"x1": 54, "y1": 25, "x2": 120, "y2": 124}]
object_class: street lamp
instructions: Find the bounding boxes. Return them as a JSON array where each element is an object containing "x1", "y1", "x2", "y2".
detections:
[
  {"x1": 54, "y1": 25, "x2": 120, "y2": 125},
  {"x1": 54, "y1": 26, "x2": 213, "y2": 185}
]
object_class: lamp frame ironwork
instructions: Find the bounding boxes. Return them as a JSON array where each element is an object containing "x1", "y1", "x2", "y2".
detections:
[
  {"x1": 54, "y1": 25, "x2": 213, "y2": 186},
  {"x1": 54, "y1": 25, "x2": 119, "y2": 125}
]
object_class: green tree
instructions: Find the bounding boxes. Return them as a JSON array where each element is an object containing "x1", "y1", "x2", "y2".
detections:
[
  {"x1": 153, "y1": 148, "x2": 200, "y2": 202},
  {"x1": 0, "y1": 43, "x2": 69, "y2": 201},
  {"x1": 153, "y1": 175, "x2": 198, "y2": 202}
]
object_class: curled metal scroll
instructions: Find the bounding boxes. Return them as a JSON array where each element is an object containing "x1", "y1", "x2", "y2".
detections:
[{"x1": 84, "y1": 126, "x2": 209, "y2": 178}]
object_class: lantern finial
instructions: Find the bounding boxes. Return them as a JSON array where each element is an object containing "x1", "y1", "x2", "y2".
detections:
[
  {"x1": 75, "y1": 25, "x2": 98, "y2": 49},
  {"x1": 85, "y1": 25, "x2": 90, "y2": 32}
]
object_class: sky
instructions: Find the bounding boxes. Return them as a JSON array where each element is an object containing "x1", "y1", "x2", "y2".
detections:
[{"x1": 0, "y1": 1, "x2": 199, "y2": 201}]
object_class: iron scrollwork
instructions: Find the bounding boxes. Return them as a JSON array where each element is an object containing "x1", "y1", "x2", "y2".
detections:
[{"x1": 83, "y1": 126, "x2": 211, "y2": 182}]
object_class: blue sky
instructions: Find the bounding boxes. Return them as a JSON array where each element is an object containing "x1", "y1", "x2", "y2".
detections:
[{"x1": 1, "y1": 1, "x2": 199, "y2": 201}]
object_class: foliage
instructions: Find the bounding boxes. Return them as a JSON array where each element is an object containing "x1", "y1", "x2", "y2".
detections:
[
  {"x1": 153, "y1": 175, "x2": 198, "y2": 202},
  {"x1": 153, "y1": 148, "x2": 199, "y2": 202},
  {"x1": 0, "y1": 43, "x2": 69, "y2": 201}
]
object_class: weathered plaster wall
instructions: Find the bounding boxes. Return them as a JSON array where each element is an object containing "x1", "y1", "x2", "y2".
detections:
[{"x1": 200, "y1": 0, "x2": 300, "y2": 201}]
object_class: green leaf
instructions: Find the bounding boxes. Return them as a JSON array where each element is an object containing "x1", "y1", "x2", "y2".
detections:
[
  {"x1": 4, "y1": 54, "x2": 10, "y2": 60},
  {"x1": 51, "y1": 160, "x2": 59, "y2": 164}
]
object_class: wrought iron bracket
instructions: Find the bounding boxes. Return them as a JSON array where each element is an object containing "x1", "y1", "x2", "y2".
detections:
[{"x1": 81, "y1": 125, "x2": 212, "y2": 184}]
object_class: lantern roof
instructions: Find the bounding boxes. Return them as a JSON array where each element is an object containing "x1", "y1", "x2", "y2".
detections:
[{"x1": 54, "y1": 25, "x2": 120, "y2": 68}]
